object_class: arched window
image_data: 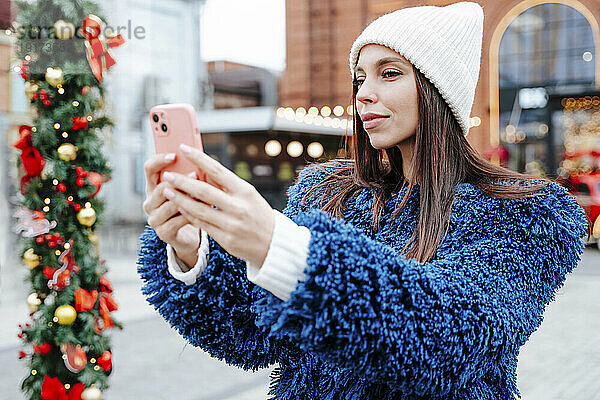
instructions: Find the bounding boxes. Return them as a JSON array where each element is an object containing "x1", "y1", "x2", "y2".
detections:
[{"x1": 497, "y1": 3, "x2": 596, "y2": 176}]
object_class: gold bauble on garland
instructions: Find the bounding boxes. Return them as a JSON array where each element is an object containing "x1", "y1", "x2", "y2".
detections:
[
  {"x1": 27, "y1": 293, "x2": 42, "y2": 313},
  {"x1": 45, "y1": 67, "x2": 64, "y2": 87},
  {"x1": 57, "y1": 143, "x2": 78, "y2": 161},
  {"x1": 54, "y1": 305, "x2": 77, "y2": 325},
  {"x1": 24, "y1": 81, "x2": 39, "y2": 100},
  {"x1": 23, "y1": 248, "x2": 40, "y2": 269},
  {"x1": 53, "y1": 20, "x2": 75, "y2": 40},
  {"x1": 81, "y1": 385, "x2": 102, "y2": 400},
  {"x1": 77, "y1": 206, "x2": 96, "y2": 227}
]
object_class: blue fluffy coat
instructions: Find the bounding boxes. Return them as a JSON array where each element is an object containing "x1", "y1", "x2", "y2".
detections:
[{"x1": 137, "y1": 162, "x2": 588, "y2": 399}]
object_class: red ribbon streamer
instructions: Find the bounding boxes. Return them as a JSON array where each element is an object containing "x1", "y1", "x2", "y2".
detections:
[
  {"x1": 11, "y1": 125, "x2": 45, "y2": 195},
  {"x1": 81, "y1": 15, "x2": 125, "y2": 83}
]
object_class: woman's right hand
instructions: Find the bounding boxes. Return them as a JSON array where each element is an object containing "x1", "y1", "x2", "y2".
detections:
[{"x1": 143, "y1": 153, "x2": 200, "y2": 269}]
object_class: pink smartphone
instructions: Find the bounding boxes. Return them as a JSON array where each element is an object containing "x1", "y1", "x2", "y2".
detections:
[{"x1": 149, "y1": 103, "x2": 208, "y2": 183}]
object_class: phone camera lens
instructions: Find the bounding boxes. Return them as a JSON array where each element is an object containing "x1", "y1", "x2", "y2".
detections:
[
  {"x1": 161, "y1": 123, "x2": 168, "y2": 132},
  {"x1": 152, "y1": 113, "x2": 159, "y2": 122}
]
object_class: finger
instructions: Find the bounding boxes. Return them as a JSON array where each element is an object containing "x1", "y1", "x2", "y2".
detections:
[
  {"x1": 177, "y1": 206, "x2": 225, "y2": 242},
  {"x1": 179, "y1": 145, "x2": 244, "y2": 193},
  {"x1": 147, "y1": 198, "x2": 179, "y2": 228},
  {"x1": 162, "y1": 172, "x2": 232, "y2": 212},
  {"x1": 163, "y1": 188, "x2": 222, "y2": 227},
  {"x1": 155, "y1": 214, "x2": 189, "y2": 243},
  {"x1": 143, "y1": 181, "x2": 173, "y2": 215},
  {"x1": 144, "y1": 153, "x2": 177, "y2": 195}
]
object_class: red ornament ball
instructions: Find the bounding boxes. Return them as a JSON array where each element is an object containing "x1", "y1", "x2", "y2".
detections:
[
  {"x1": 57, "y1": 183, "x2": 66, "y2": 192},
  {"x1": 74, "y1": 203, "x2": 81, "y2": 211},
  {"x1": 43, "y1": 100, "x2": 50, "y2": 106},
  {"x1": 48, "y1": 241, "x2": 56, "y2": 248},
  {"x1": 44, "y1": 234, "x2": 52, "y2": 241},
  {"x1": 36, "y1": 236, "x2": 44, "y2": 243}
]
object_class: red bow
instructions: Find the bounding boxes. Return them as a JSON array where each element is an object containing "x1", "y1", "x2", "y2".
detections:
[
  {"x1": 33, "y1": 342, "x2": 52, "y2": 355},
  {"x1": 71, "y1": 117, "x2": 88, "y2": 130},
  {"x1": 12, "y1": 125, "x2": 45, "y2": 195},
  {"x1": 74, "y1": 288, "x2": 98, "y2": 311},
  {"x1": 81, "y1": 15, "x2": 125, "y2": 83},
  {"x1": 97, "y1": 350, "x2": 112, "y2": 371},
  {"x1": 41, "y1": 375, "x2": 85, "y2": 400}
]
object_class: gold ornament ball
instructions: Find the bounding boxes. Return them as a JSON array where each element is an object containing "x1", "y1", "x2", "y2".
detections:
[
  {"x1": 77, "y1": 207, "x2": 97, "y2": 227},
  {"x1": 23, "y1": 248, "x2": 40, "y2": 269},
  {"x1": 57, "y1": 143, "x2": 77, "y2": 161},
  {"x1": 24, "y1": 81, "x2": 39, "y2": 100},
  {"x1": 54, "y1": 305, "x2": 77, "y2": 325},
  {"x1": 81, "y1": 386, "x2": 102, "y2": 400},
  {"x1": 53, "y1": 20, "x2": 75, "y2": 40},
  {"x1": 45, "y1": 67, "x2": 64, "y2": 87},
  {"x1": 27, "y1": 293, "x2": 42, "y2": 313}
]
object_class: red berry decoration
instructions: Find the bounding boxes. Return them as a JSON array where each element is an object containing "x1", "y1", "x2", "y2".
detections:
[
  {"x1": 76, "y1": 177, "x2": 85, "y2": 186},
  {"x1": 43, "y1": 100, "x2": 50, "y2": 106},
  {"x1": 74, "y1": 204, "x2": 81, "y2": 211},
  {"x1": 67, "y1": 198, "x2": 73, "y2": 205},
  {"x1": 36, "y1": 236, "x2": 44, "y2": 243},
  {"x1": 57, "y1": 183, "x2": 66, "y2": 192},
  {"x1": 48, "y1": 241, "x2": 56, "y2": 248},
  {"x1": 44, "y1": 234, "x2": 52, "y2": 241}
]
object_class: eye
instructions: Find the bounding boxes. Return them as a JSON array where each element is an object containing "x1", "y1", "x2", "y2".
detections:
[
  {"x1": 382, "y1": 70, "x2": 401, "y2": 78},
  {"x1": 353, "y1": 70, "x2": 402, "y2": 87}
]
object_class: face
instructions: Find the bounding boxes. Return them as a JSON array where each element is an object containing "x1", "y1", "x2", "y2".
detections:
[{"x1": 354, "y1": 44, "x2": 419, "y2": 150}]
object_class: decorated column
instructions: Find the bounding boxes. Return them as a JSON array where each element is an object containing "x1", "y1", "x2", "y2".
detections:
[{"x1": 10, "y1": 1, "x2": 124, "y2": 399}]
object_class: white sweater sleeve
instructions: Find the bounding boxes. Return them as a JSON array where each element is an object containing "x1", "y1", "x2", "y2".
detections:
[
  {"x1": 166, "y1": 228, "x2": 210, "y2": 286},
  {"x1": 246, "y1": 209, "x2": 311, "y2": 302}
]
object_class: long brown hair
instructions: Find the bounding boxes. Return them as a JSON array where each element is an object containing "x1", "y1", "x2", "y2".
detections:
[{"x1": 297, "y1": 65, "x2": 591, "y2": 263}]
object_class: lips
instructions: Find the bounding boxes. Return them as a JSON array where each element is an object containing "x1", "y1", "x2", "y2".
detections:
[{"x1": 361, "y1": 114, "x2": 390, "y2": 129}]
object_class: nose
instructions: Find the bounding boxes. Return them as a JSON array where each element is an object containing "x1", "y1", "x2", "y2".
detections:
[{"x1": 356, "y1": 83, "x2": 377, "y2": 105}]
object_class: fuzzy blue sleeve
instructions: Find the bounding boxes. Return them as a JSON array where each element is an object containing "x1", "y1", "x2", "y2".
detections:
[
  {"x1": 251, "y1": 179, "x2": 588, "y2": 397},
  {"x1": 136, "y1": 226, "x2": 280, "y2": 371}
]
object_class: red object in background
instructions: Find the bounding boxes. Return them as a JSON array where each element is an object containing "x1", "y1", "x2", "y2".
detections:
[
  {"x1": 0, "y1": 1, "x2": 13, "y2": 30},
  {"x1": 483, "y1": 145, "x2": 509, "y2": 168},
  {"x1": 559, "y1": 172, "x2": 600, "y2": 240}
]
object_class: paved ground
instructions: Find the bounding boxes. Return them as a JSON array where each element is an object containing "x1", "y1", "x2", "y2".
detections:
[{"x1": 0, "y1": 245, "x2": 599, "y2": 399}]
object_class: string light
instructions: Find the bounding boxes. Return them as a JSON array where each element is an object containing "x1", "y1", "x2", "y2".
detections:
[
  {"x1": 90, "y1": 358, "x2": 96, "y2": 363},
  {"x1": 55, "y1": 250, "x2": 61, "y2": 256},
  {"x1": 86, "y1": 116, "x2": 92, "y2": 121},
  {"x1": 47, "y1": 322, "x2": 52, "y2": 326},
  {"x1": 53, "y1": 179, "x2": 59, "y2": 185},
  {"x1": 94, "y1": 366, "x2": 100, "y2": 371},
  {"x1": 25, "y1": 55, "x2": 31, "y2": 61},
  {"x1": 58, "y1": 88, "x2": 65, "y2": 94},
  {"x1": 42, "y1": 206, "x2": 49, "y2": 212},
  {"x1": 85, "y1": 202, "x2": 91, "y2": 208},
  {"x1": 31, "y1": 127, "x2": 37, "y2": 132},
  {"x1": 54, "y1": 123, "x2": 60, "y2": 129},
  {"x1": 44, "y1": 198, "x2": 50, "y2": 204},
  {"x1": 52, "y1": 317, "x2": 58, "y2": 322},
  {"x1": 62, "y1": 132, "x2": 69, "y2": 138},
  {"x1": 64, "y1": 243, "x2": 70, "y2": 249},
  {"x1": 64, "y1": 384, "x2": 70, "y2": 390},
  {"x1": 72, "y1": 101, "x2": 79, "y2": 107},
  {"x1": 31, "y1": 370, "x2": 37, "y2": 375},
  {"x1": 67, "y1": 196, "x2": 73, "y2": 201}
]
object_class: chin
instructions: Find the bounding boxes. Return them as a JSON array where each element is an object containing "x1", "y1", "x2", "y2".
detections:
[{"x1": 368, "y1": 134, "x2": 393, "y2": 150}]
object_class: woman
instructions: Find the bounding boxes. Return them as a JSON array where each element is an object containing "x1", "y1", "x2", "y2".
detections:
[{"x1": 138, "y1": 2, "x2": 590, "y2": 399}]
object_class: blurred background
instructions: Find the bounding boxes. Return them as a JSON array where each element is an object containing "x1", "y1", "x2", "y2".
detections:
[{"x1": 1, "y1": 0, "x2": 599, "y2": 399}]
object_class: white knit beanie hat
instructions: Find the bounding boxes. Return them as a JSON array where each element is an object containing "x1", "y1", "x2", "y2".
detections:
[{"x1": 348, "y1": 1, "x2": 484, "y2": 137}]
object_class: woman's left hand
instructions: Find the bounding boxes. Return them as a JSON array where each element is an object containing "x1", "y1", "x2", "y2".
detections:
[{"x1": 161, "y1": 144, "x2": 274, "y2": 268}]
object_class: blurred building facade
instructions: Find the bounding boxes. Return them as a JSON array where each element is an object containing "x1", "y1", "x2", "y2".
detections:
[{"x1": 280, "y1": 0, "x2": 600, "y2": 180}]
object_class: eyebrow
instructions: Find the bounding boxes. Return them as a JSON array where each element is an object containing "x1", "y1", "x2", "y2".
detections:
[{"x1": 354, "y1": 57, "x2": 408, "y2": 74}]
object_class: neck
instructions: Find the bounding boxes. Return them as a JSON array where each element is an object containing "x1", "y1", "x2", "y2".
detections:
[{"x1": 396, "y1": 135, "x2": 416, "y2": 184}]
